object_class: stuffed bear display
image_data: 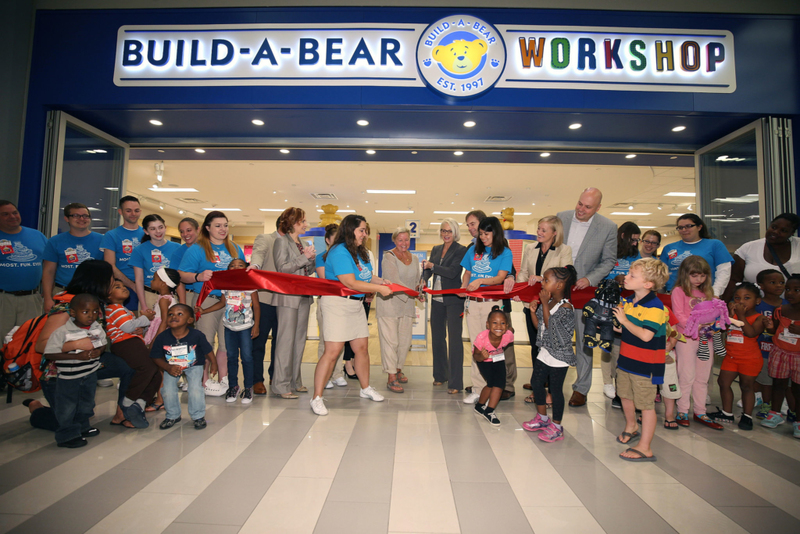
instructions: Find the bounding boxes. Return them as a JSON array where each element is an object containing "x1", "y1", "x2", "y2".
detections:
[{"x1": 582, "y1": 279, "x2": 622, "y2": 353}]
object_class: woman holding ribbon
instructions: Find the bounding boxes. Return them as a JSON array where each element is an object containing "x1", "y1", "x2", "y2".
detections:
[{"x1": 311, "y1": 214, "x2": 393, "y2": 415}]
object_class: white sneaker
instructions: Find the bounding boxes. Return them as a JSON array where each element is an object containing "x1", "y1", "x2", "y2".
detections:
[
  {"x1": 310, "y1": 396, "x2": 328, "y2": 415},
  {"x1": 180, "y1": 380, "x2": 189, "y2": 392},
  {"x1": 325, "y1": 380, "x2": 334, "y2": 389},
  {"x1": 97, "y1": 379, "x2": 114, "y2": 388},
  {"x1": 737, "y1": 399, "x2": 743, "y2": 408},
  {"x1": 360, "y1": 386, "x2": 385, "y2": 402},
  {"x1": 706, "y1": 394, "x2": 711, "y2": 405},
  {"x1": 603, "y1": 384, "x2": 616, "y2": 399},
  {"x1": 221, "y1": 376, "x2": 229, "y2": 388},
  {"x1": 204, "y1": 379, "x2": 227, "y2": 397},
  {"x1": 463, "y1": 392, "x2": 480, "y2": 404},
  {"x1": 333, "y1": 377, "x2": 348, "y2": 387}
]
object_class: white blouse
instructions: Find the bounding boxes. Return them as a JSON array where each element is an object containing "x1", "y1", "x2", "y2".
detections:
[{"x1": 735, "y1": 237, "x2": 800, "y2": 283}]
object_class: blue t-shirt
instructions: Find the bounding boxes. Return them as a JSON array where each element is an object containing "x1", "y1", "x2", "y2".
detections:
[
  {"x1": 315, "y1": 250, "x2": 326, "y2": 270},
  {"x1": 0, "y1": 227, "x2": 48, "y2": 292},
  {"x1": 99, "y1": 226, "x2": 144, "y2": 281},
  {"x1": 755, "y1": 299, "x2": 788, "y2": 359},
  {"x1": 170, "y1": 243, "x2": 191, "y2": 269},
  {"x1": 660, "y1": 239, "x2": 733, "y2": 292},
  {"x1": 324, "y1": 244, "x2": 372, "y2": 298},
  {"x1": 605, "y1": 252, "x2": 642, "y2": 281},
  {"x1": 179, "y1": 242, "x2": 244, "y2": 296},
  {"x1": 150, "y1": 327, "x2": 213, "y2": 368},
  {"x1": 130, "y1": 240, "x2": 181, "y2": 287},
  {"x1": 43, "y1": 231, "x2": 104, "y2": 287},
  {"x1": 460, "y1": 246, "x2": 513, "y2": 281}
]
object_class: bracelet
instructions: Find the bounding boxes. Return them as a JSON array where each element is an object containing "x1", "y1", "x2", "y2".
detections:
[{"x1": 194, "y1": 273, "x2": 200, "y2": 282}]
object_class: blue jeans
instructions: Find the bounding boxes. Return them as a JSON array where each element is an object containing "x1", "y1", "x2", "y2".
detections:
[
  {"x1": 225, "y1": 327, "x2": 254, "y2": 389},
  {"x1": 97, "y1": 352, "x2": 134, "y2": 407},
  {"x1": 54, "y1": 372, "x2": 97, "y2": 444},
  {"x1": 161, "y1": 365, "x2": 204, "y2": 421}
]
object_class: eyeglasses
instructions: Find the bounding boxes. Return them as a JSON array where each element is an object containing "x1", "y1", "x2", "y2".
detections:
[
  {"x1": 676, "y1": 224, "x2": 697, "y2": 231},
  {"x1": 629, "y1": 238, "x2": 640, "y2": 244},
  {"x1": 440, "y1": 229, "x2": 453, "y2": 235},
  {"x1": 642, "y1": 240, "x2": 660, "y2": 246},
  {"x1": 68, "y1": 214, "x2": 91, "y2": 220}
]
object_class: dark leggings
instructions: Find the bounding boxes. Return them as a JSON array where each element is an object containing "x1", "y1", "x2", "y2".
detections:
[
  {"x1": 343, "y1": 301, "x2": 371, "y2": 361},
  {"x1": 533, "y1": 361, "x2": 569, "y2": 421},
  {"x1": 111, "y1": 337, "x2": 161, "y2": 403}
]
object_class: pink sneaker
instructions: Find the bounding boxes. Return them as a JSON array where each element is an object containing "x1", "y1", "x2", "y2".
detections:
[
  {"x1": 522, "y1": 414, "x2": 549, "y2": 432},
  {"x1": 538, "y1": 422, "x2": 564, "y2": 442}
]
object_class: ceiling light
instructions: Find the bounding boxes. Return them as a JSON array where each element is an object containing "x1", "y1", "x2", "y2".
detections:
[
  {"x1": 664, "y1": 192, "x2": 696, "y2": 197},
  {"x1": 317, "y1": 209, "x2": 355, "y2": 213},
  {"x1": 366, "y1": 150, "x2": 376, "y2": 155},
  {"x1": 259, "y1": 208, "x2": 285, "y2": 212},
  {"x1": 531, "y1": 203, "x2": 536, "y2": 206},
  {"x1": 492, "y1": 212, "x2": 532, "y2": 216},
  {"x1": 148, "y1": 186, "x2": 199, "y2": 192},
  {"x1": 411, "y1": 151, "x2": 418, "y2": 154},
  {"x1": 252, "y1": 119, "x2": 264, "y2": 126},
  {"x1": 357, "y1": 120, "x2": 369, "y2": 126},
  {"x1": 611, "y1": 212, "x2": 651, "y2": 216},
  {"x1": 366, "y1": 190, "x2": 416, "y2": 194},
  {"x1": 540, "y1": 153, "x2": 550, "y2": 157},
  {"x1": 639, "y1": 226, "x2": 657, "y2": 229},
  {"x1": 280, "y1": 149, "x2": 290, "y2": 154},
  {"x1": 628, "y1": 205, "x2": 634, "y2": 210},
  {"x1": 687, "y1": 204, "x2": 693, "y2": 211},
  {"x1": 672, "y1": 126, "x2": 686, "y2": 132},
  {"x1": 463, "y1": 121, "x2": 476, "y2": 128},
  {"x1": 203, "y1": 208, "x2": 241, "y2": 211},
  {"x1": 159, "y1": 204, "x2": 164, "y2": 210},
  {"x1": 454, "y1": 151, "x2": 463, "y2": 156},
  {"x1": 94, "y1": 149, "x2": 107, "y2": 154},
  {"x1": 104, "y1": 187, "x2": 119, "y2": 191},
  {"x1": 85, "y1": 150, "x2": 96, "y2": 154},
  {"x1": 374, "y1": 210, "x2": 414, "y2": 214},
  {"x1": 625, "y1": 154, "x2": 636, "y2": 159},
  {"x1": 569, "y1": 123, "x2": 582, "y2": 129},
  {"x1": 195, "y1": 149, "x2": 205, "y2": 153},
  {"x1": 670, "y1": 156, "x2": 677, "y2": 159},
  {"x1": 657, "y1": 205, "x2": 663, "y2": 210},
  {"x1": 667, "y1": 213, "x2": 685, "y2": 216},
  {"x1": 178, "y1": 210, "x2": 184, "y2": 214},
  {"x1": 434, "y1": 211, "x2": 469, "y2": 215},
  {"x1": 149, "y1": 119, "x2": 163, "y2": 126}
]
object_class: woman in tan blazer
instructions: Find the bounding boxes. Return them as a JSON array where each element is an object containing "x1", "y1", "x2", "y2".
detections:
[{"x1": 517, "y1": 215, "x2": 573, "y2": 403}]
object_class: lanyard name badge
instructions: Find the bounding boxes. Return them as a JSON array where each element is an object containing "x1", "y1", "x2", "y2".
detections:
[
  {"x1": 169, "y1": 343, "x2": 191, "y2": 368},
  {"x1": 779, "y1": 328, "x2": 799, "y2": 346},
  {"x1": 728, "y1": 325, "x2": 744, "y2": 344}
]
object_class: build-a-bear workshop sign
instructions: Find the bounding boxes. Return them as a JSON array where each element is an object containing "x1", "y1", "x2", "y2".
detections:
[{"x1": 114, "y1": 14, "x2": 736, "y2": 97}]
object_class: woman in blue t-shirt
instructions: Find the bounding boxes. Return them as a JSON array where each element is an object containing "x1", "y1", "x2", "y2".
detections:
[
  {"x1": 131, "y1": 214, "x2": 181, "y2": 314},
  {"x1": 459, "y1": 216, "x2": 513, "y2": 404},
  {"x1": 178, "y1": 211, "x2": 244, "y2": 391},
  {"x1": 311, "y1": 215, "x2": 393, "y2": 416}
]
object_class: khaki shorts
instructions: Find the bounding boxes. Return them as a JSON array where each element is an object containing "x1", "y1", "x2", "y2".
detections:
[
  {"x1": 661, "y1": 358, "x2": 681, "y2": 400},
  {"x1": 616, "y1": 368, "x2": 657, "y2": 410}
]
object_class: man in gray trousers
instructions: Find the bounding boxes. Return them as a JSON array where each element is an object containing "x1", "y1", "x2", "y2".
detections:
[{"x1": 557, "y1": 188, "x2": 617, "y2": 407}]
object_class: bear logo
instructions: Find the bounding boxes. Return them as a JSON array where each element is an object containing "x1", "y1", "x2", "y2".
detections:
[{"x1": 432, "y1": 38, "x2": 488, "y2": 76}]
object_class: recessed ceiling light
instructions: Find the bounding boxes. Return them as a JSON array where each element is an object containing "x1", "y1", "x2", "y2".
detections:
[
  {"x1": 159, "y1": 204, "x2": 164, "y2": 210},
  {"x1": 259, "y1": 208, "x2": 285, "y2": 212},
  {"x1": 454, "y1": 151, "x2": 463, "y2": 156},
  {"x1": 540, "y1": 153, "x2": 550, "y2": 157},
  {"x1": 463, "y1": 121, "x2": 476, "y2": 128},
  {"x1": 357, "y1": 120, "x2": 369, "y2": 126},
  {"x1": 178, "y1": 210, "x2": 184, "y2": 214},
  {"x1": 626, "y1": 154, "x2": 636, "y2": 159},
  {"x1": 667, "y1": 213, "x2": 685, "y2": 216},
  {"x1": 203, "y1": 208, "x2": 241, "y2": 211},
  {"x1": 433, "y1": 211, "x2": 469, "y2": 214},
  {"x1": 664, "y1": 192, "x2": 696, "y2": 197},
  {"x1": 492, "y1": 212, "x2": 531, "y2": 216},
  {"x1": 670, "y1": 156, "x2": 677, "y2": 159},
  {"x1": 195, "y1": 149, "x2": 205, "y2": 153},
  {"x1": 610, "y1": 212, "x2": 651, "y2": 216},
  {"x1": 148, "y1": 186, "x2": 199, "y2": 192},
  {"x1": 252, "y1": 119, "x2": 264, "y2": 126},
  {"x1": 366, "y1": 190, "x2": 416, "y2": 194},
  {"x1": 639, "y1": 226, "x2": 657, "y2": 229},
  {"x1": 317, "y1": 209, "x2": 355, "y2": 213},
  {"x1": 280, "y1": 149, "x2": 290, "y2": 154},
  {"x1": 531, "y1": 203, "x2": 536, "y2": 206},
  {"x1": 149, "y1": 119, "x2": 163, "y2": 126},
  {"x1": 374, "y1": 210, "x2": 414, "y2": 214},
  {"x1": 569, "y1": 123, "x2": 582, "y2": 130},
  {"x1": 94, "y1": 149, "x2": 107, "y2": 154},
  {"x1": 366, "y1": 150, "x2": 376, "y2": 155},
  {"x1": 158, "y1": 150, "x2": 165, "y2": 153},
  {"x1": 411, "y1": 151, "x2": 418, "y2": 154},
  {"x1": 672, "y1": 126, "x2": 686, "y2": 132},
  {"x1": 628, "y1": 205, "x2": 634, "y2": 210},
  {"x1": 104, "y1": 187, "x2": 119, "y2": 191}
]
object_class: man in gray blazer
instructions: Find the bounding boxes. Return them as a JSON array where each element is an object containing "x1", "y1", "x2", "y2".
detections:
[
  {"x1": 557, "y1": 188, "x2": 617, "y2": 407},
  {"x1": 248, "y1": 219, "x2": 284, "y2": 393}
]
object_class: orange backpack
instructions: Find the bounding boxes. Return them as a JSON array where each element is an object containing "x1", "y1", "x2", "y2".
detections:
[{"x1": 2, "y1": 314, "x2": 48, "y2": 394}]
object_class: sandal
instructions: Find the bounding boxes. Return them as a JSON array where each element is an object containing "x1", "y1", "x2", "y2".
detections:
[
  {"x1": 387, "y1": 380, "x2": 404, "y2": 393},
  {"x1": 278, "y1": 392, "x2": 298, "y2": 399},
  {"x1": 664, "y1": 420, "x2": 679, "y2": 430},
  {"x1": 433, "y1": 381, "x2": 444, "y2": 386},
  {"x1": 676, "y1": 412, "x2": 690, "y2": 427},
  {"x1": 616, "y1": 430, "x2": 640, "y2": 445},
  {"x1": 524, "y1": 394, "x2": 535, "y2": 404},
  {"x1": 396, "y1": 371, "x2": 408, "y2": 384},
  {"x1": 145, "y1": 403, "x2": 165, "y2": 412},
  {"x1": 619, "y1": 448, "x2": 656, "y2": 462},
  {"x1": 447, "y1": 389, "x2": 460, "y2": 394}
]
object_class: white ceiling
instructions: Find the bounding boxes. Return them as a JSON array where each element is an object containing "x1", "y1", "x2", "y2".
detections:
[{"x1": 126, "y1": 159, "x2": 696, "y2": 237}]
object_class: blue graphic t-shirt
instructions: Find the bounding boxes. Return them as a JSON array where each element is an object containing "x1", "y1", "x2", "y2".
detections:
[
  {"x1": 170, "y1": 243, "x2": 191, "y2": 270},
  {"x1": 660, "y1": 239, "x2": 733, "y2": 292},
  {"x1": 605, "y1": 252, "x2": 642, "y2": 281},
  {"x1": 130, "y1": 240, "x2": 181, "y2": 287},
  {"x1": 324, "y1": 244, "x2": 373, "y2": 298},
  {"x1": 460, "y1": 246, "x2": 513, "y2": 281},
  {"x1": 179, "y1": 242, "x2": 245, "y2": 296},
  {"x1": 755, "y1": 299, "x2": 788, "y2": 359},
  {"x1": 100, "y1": 226, "x2": 144, "y2": 280},
  {"x1": 150, "y1": 327, "x2": 213, "y2": 369},
  {"x1": 0, "y1": 227, "x2": 48, "y2": 292},
  {"x1": 43, "y1": 231, "x2": 104, "y2": 287}
]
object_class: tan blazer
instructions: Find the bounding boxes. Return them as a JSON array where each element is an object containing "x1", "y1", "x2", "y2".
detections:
[
  {"x1": 517, "y1": 242, "x2": 573, "y2": 308},
  {"x1": 250, "y1": 231, "x2": 280, "y2": 305},
  {"x1": 271, "y1": 233, "x2": 315, "y2": 309}
]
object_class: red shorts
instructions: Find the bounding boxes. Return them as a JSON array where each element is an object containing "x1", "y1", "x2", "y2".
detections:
[
  {"x1": 768, "y1": 345, "x2": 800, "y2": 383},
  {"x1": 720, "y1": 353, "x2": 762, "y2": 377}
]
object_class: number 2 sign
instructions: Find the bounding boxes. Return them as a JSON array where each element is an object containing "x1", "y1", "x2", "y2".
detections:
[{"x1": 405, "y1": 219, "x2": 420, "y2": 238}]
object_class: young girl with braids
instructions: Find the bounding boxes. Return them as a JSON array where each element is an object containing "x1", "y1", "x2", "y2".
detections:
[{"x1": 522, "y1": 265, "x2": 578, "y2": 442}]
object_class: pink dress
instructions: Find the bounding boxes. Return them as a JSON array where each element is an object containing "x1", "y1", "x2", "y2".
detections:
[{"x1": 143, "y1": 294, "x2": 177, "y2": 345}]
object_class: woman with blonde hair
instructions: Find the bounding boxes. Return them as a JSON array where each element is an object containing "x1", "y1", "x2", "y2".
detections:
[{"x1": 517, "y1": 215, "x2": 573, "y2": 403}]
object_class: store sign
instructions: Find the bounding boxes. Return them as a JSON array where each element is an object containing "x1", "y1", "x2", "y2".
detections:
[{"x1": 114, "y1": 16, "x2": 735, "y2": 94}]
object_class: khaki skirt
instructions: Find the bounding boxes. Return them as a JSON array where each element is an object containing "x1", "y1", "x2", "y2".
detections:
[{"x1": 319, "y1": 295, "x2": 369, "y2": 342}]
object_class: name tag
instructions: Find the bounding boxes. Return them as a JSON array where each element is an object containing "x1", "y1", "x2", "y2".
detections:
[
  {"x1": 778, "y1": 329, "x2": 799, "y2": 345},
  {"x1": 168, "y1": 343, "x2": 191, "y2": 368},
  {"x1": 727, "y1": 326, "x2": 744, "y2": 344},
  {"x1": 227, "y1": 292, "x2": 243, "y2": 307}
]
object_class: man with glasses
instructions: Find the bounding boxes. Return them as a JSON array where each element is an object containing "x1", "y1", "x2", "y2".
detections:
[
  {"x1": 101, "y1": 196, "x2": 144, "y2": 311},
  {"x1": 0, "y1": 200, "x2": 47, "y2": 339},
  {"x1": 41, "y1": 203, "x2": 103, "y2": 313}
]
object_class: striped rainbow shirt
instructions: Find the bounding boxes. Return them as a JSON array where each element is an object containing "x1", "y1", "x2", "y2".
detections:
[{"x1": 617, "y1": 291, "x2": 668, "y2": 385}]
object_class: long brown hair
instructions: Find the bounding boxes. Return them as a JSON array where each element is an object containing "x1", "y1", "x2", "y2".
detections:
[
  {"x1": 197, "y1": 211, "x2": 239, "y2": 262},
  {"x1": 676, "y1": 256, "x2": 714, "y2": 300},
  {"x1": 324, "y1": 214, "x2": 369, "y2": 265}
]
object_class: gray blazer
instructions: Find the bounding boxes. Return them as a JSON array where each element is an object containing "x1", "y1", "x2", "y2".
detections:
[
  {"x1": 557, "y1": 210, "x2": 617, "y2": 286},
  {"x1": 250, "y1": 231, "x2": 279, "y2": 305},
  {"x1": 272, "y1": 233, "x2": 315, "y2": 309},
  {"x1": 422, "y1": 241, "x2": 467, "y2": 307}
]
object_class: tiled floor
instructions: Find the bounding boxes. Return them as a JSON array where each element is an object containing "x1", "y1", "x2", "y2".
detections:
[{"x1": 2, "y1": 360, "x2": 800, "y2": 534}]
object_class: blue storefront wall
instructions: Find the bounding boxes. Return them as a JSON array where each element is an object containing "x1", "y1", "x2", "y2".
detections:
[{"x1": 19, "y1": 7, "x2": 800, "y2": 227}]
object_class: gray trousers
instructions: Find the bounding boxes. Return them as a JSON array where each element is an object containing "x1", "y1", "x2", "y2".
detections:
[
  {"x1": 271, "y1": 298, "x2": 311, "y2": 395},
  {"x1": 572, "y1": 307, "x2": 593, "y2": 395},
  {"x1": 430, "y1": 300, "x2": 464, "y2": 391}
]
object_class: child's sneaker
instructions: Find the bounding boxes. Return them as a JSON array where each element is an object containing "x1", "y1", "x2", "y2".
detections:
[
  {"x1": 756, "y1": 402, "x2": 771, "y2": 420},
  {"x1": 483, "y1": 411, "x2": 500, "y2": 426},
  {"x1": 522, "y1": 414, "x2": 549, "y2": 432},
  {"x1": 159, "y1": 417, "x2": 181, "y2": 429},
  {"x1": 240, "y1": 387, "x2": 253, "y2": 405},
  {"x1": 694, "y1": 413, "x2": 724, "y2": 430},
  {"x1": 204, "y1": 379, "x2": 227, "y2": 397},
  {"x1": 193, "y1": 417, "x2": 207, "y2": 430},
  {"x1": 474, "y1": 403, "x2": 485, "y2": 415},
  {"x1": 793, "y1": 422, "x2": 800, "y2": 439},
  {"x1": 737, "y1": 415, "x2": 753, "y2": 431},
  {"x1": 225, "y1": 386, "x2": 240, "y2": 403},
  {"x1": 707, "y1": 407, "x2": 735, "y2": 424},
  {"x1": 655, "y1": 393, "x2": 662, "y2": 403},
  {"x1": 787, "y1": 409, "x2": 797, "y2": 423},
  {"x1": 538, "y1": 422, "x2": 564, "y2": 442},
  {"x1": 761, "y1": 411, "x2": 786, "y2": 428}
]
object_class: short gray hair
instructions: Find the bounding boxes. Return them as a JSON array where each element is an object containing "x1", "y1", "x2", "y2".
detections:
[
  {"x1": 440, "y1": 218, "x2": 460, "y2": 241},
  {"x1": 392, "y1": 227, "x2": 411, "y2": 241}
]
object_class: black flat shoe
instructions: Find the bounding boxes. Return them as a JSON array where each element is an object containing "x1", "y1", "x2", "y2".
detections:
[{"x1": 343, "y1": 364, "x2": 358, "y2": 380}]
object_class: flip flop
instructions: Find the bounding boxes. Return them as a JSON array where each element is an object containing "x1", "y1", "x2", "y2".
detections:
[
  {"x1": 616, "y1": 431, "x2": 640, "y2": 444},
  {"x1": 524, "y1": 394, "x2": 535, "y2": 404},
  {"x1": 145, "y1": 403, "x2": 165, "y2": 412},
  {"x1": 387, "y1": 380, "x2": 404, "y2": 393},
  {"x1": 620, "y1": 448, "x2": 656, "y2": 462},
  {"x1": 110, "y1": 419, "x2": 135, "y2": 428},
  {"x1": 664, "y1": 420, "x2": 679, "y2": 430}
]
